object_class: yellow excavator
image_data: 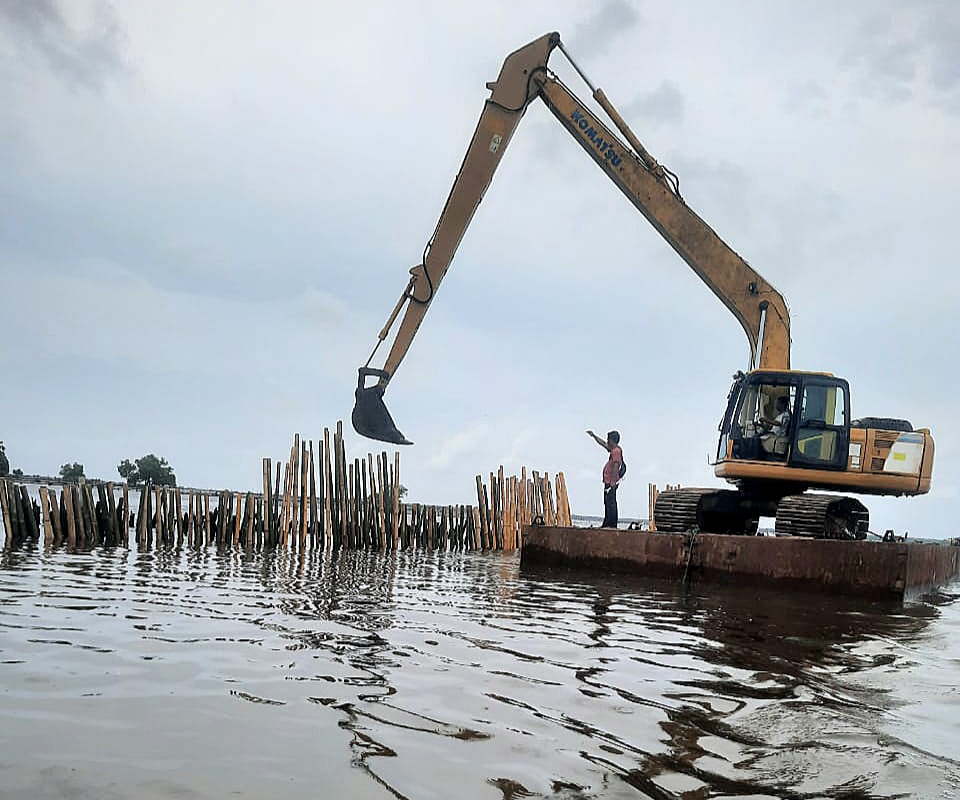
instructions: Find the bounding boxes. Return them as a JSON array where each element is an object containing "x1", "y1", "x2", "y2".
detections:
[{"x1": 352, "y1": 32, "x2": 934, "y2": 539}]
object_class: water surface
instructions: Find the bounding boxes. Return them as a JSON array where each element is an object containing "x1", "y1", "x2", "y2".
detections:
[{"x1": 1, "y1": 546, "x2": 958, "y2": 799}]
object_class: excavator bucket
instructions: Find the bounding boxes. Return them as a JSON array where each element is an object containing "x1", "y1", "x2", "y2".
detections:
[{"x1": 352, "y1": 368, "x2": 413, "y2": 445}]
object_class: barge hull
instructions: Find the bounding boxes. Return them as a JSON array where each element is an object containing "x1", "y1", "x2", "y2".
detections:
[{"x1": 521, "y1": 526, "x2": 960, "y2": 600}]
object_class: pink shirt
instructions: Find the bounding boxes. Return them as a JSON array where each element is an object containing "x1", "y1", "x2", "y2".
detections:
[{"x1": 603, "y1": 445, "x2": 623, "y2": 485}]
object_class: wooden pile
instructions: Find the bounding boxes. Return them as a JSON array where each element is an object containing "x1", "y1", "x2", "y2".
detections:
[{"x1": 647, "y1": 483, "x2": 680, "y2": 532}]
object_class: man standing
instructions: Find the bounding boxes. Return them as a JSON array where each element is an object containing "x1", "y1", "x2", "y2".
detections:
[{"x1": 587, "y1": 429, "x2": 623, "y2": 529}]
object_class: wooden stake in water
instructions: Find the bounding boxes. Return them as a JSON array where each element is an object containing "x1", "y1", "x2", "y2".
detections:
[
  {"x1": 155, "y1": 486, "x2": 164, "y2": 545},
  {"x1": 18, "y1": 485, "x2": 36, "y2": 543},
  {"x1": 262, "y1": 459, "x2": 272, "y2": 546},
  {"x1": 49, "y1": 487, "x2": 64, "y2": 546},
  {"x1": 136, "y1": 487, "x2": 146, "y2": 546},
  {"x1": 273, "y1": 461, "x2": 281, "y2": 544},
  {"x1": 0, "y1": 481, "x2": 14, "y2": 549},
  {"x1": 392, "y1": 451, "x2": 401, "y2": 551},
  {"x1": 300, "y1": 441, "x2": 308, "y2": 550},
  {"x1": 122, "y1": 483, "x2": 130, "y2": 545},
  {"x1": 308, "y1": 440, "x2": 318, "y2": 547},
  {"x1": 201, "y1": 491, "x2": 208, "y2": 546},
  {"x1": 39, "y1": 487, "x2": 54, "y2": 545},
  {"x1": 104, "y1": 482, "x2": 117, "y2": 545},
  {"x1": 245, "y1": 492, "x2": 254, "y2": 548},
  {"x1": 323, "y1": 428, "x2": 333, "y2": 546}
]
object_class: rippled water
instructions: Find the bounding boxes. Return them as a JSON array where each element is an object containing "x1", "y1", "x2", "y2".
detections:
[{"x1": 1, "y1": 546, "x2": 958, "y2": 800}]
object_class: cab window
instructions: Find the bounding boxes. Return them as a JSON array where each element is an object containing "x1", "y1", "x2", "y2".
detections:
[
  {"x1": 795, "y1": 384, "x2": 846, "y2": 462},
  {"x1": 799, "y1": 384, "x2": 846, "y2": 427}
]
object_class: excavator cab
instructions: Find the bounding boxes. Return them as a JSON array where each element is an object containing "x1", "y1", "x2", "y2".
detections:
[{"x1": 718, "y1": 370, "x2": 850, "y2": 472}]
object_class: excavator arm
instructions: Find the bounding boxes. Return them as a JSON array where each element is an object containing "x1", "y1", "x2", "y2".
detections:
[{"x1": 354, "y1": 32, "x2": 790, "y2": 445}]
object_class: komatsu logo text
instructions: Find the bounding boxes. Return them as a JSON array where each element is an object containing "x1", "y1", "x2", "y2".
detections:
[{"x1": 570, "y1": 109, "x2": 622, "y2": 167}]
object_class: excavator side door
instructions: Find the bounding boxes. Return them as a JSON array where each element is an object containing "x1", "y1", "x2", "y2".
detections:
[{"x1": 788, "y1": 378, "x2": 850, "y2": 471}]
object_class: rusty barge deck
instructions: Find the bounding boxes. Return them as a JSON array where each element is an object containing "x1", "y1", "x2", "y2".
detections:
[{"x1": 520, "y1": 526, "x2": 960, "y2": 600}]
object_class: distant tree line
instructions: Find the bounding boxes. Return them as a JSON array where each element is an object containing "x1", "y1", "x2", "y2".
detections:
[
  {"x1": 0, "y1": 441, "x2": 176, "y2": 487},
  {"x1": 118, "y1": 454, "x2": 176, "y2": 487}
]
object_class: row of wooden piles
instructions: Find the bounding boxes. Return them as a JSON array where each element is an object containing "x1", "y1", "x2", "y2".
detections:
[
  {"x1": 1, "y1": 424, "x2": 572, "y2": 553},
  {"x1": 0, "y1": 477, "x2": 130, "y2": 550},
  {"x1": 478, "y1": 466, "x2": 572, "y2": 549}
]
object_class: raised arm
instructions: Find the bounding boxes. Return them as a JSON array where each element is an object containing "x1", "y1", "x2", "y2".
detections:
[{"x1": 587, "y1": 430, "x2": 613, "y2": 452}]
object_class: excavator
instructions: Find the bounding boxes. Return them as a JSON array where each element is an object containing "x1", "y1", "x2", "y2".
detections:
[{"x1": 352, "y1": 32, "x2": 934, "y2": 539}]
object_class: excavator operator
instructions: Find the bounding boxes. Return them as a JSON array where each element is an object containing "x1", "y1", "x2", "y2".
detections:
[{"x1": 760, "y1": 395, "x2": 791, "y2": 457}]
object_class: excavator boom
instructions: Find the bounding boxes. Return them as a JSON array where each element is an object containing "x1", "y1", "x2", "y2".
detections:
[
  {"x1": 353, "y1": 32, "x2": 790, "y2": 445},
  {"x1": 536, "y1": 78, "x2": 791, "y2": 371},
  {"x1": 353, "y1": 32, "x2": 560, "y2": 444}
]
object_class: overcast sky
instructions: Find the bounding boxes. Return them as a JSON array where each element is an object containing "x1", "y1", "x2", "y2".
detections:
[{"x1": 2, "y1": 0, "x2": 957, "y2": 538}]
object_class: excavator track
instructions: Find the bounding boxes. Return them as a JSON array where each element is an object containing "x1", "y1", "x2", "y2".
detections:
[
  {"x1": 654, "y1": 488, "x2": 725, "y2": 534},
  {"x1": 656, "y1": 488, "x2": 869, "y2": 539},
  {"x1": 775, "y1": 494, "x2": 869, "y2": 539}
]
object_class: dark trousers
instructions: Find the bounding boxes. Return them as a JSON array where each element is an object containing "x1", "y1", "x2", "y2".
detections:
[{"x1": 602, "y1": 483, "x2": 618, "y2": 528}]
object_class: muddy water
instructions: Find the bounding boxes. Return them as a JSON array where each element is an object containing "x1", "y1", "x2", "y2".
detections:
[{"x1": 1, "y1": 546, "x2": 958, "y2": 800}]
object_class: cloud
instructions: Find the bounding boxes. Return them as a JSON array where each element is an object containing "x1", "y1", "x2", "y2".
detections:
[
  {"x1": 571, "y1": 0, "x2": 640, "y2": 58},
  {"x1": 843, "y1": 14, "x2": 920, "y2": 102},
  {"x1": 0, "y1": 0, "x2": 127, "y2": 90},
  {"x1": 838, "y1": 4, "x2": 960, "y2": 112},
  {"x1": 621, "y1": 81, "x2": 685, "y2": 126},
  {"x1": 0, "y1": 256, "x2": 365, "y2": 390},
  {"x1": 926, "y1": 14, "x2": 960, "y2": 92},
  {"x1": 300, "y1": 286, "x2": 351, "y2": 337},
  {"x1": 498, "y1": 428, "x2": 537, "y2": 470},
  {"x1": 428, "y1": 423, "x2": 492, "y2": 469},
  {"x1": 922, "y1": 5, "x2": 960, "y2": 112}
]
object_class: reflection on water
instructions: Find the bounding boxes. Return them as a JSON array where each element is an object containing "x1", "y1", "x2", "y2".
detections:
[{"x1": 1, "y1": 546, "x2": 958, "y2": 799}]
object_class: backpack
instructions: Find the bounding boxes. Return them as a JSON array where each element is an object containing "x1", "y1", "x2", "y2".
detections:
[{"x1": 618, "y1": 459, "x2": 627, "y2": 479}]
